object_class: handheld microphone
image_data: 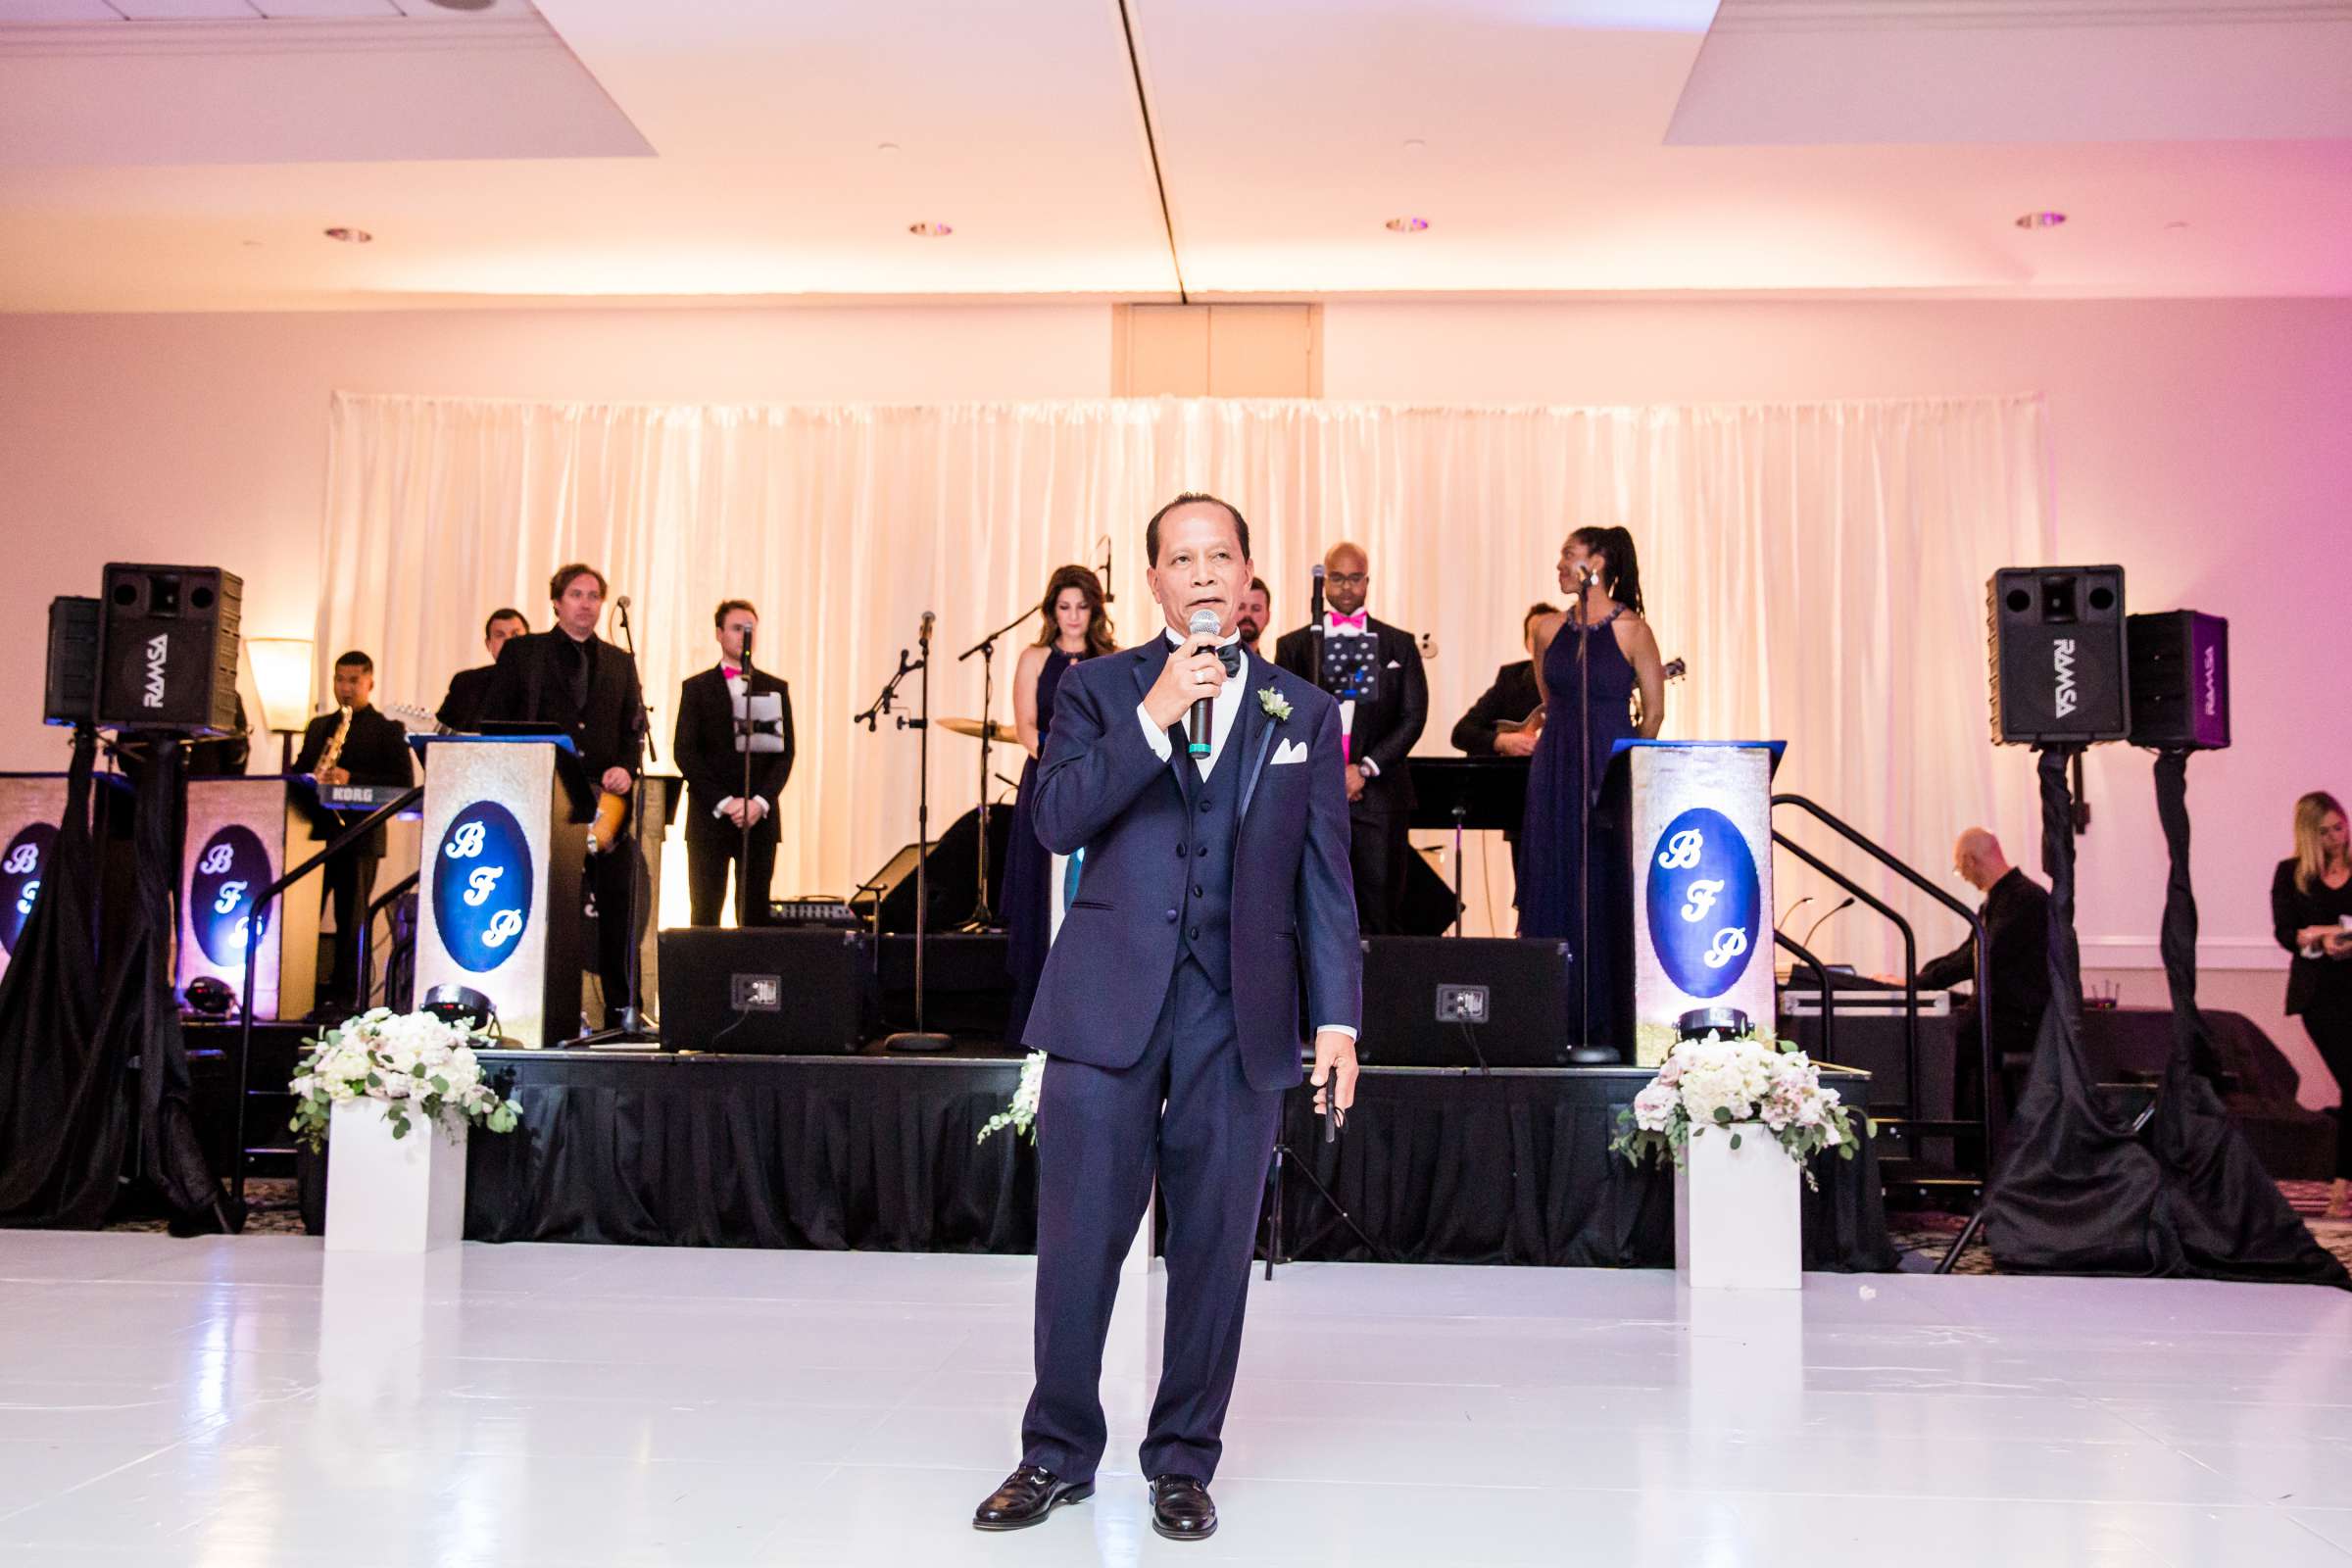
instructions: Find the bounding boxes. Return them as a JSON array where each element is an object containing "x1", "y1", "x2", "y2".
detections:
[
  {"x1": 1184, "y1": 607, "x2": 1220, "y2": 758},
  {"x1": 1800, "y1": 896, "x2": 1857, "y2": 951},
  {"x1": 1095, "y1": 533, "x2": 1115, "y2": 603},
  {"x1": 739, "y1": 622, "x2": 755, "y2": 667},
  {"x1": 1310, "y1": 563, "x2": 1326, "y2": 625},
  {"x1": 613, "y1": 594, "x2": 632, "y2": 613},
  {"x1": 919, "y1": 610, "x2": 935, "y2": 646}
]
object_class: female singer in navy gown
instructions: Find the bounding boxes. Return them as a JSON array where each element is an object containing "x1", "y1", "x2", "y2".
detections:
[
  {"x1": 1518, "y1": 526, "x2": 1668, "y2": 1049},
  {"x1": 1004, "y1": 564, "x2": 1116, "y2": 1039}
]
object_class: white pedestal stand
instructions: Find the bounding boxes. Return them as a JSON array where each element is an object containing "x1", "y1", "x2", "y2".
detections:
[
  {"x1": 1674, "y1": 1122, "x2": 1801, "y2": 1290},
  {"x1": 323, "y1": 1099, "x2": 468, "y2": 1253}
]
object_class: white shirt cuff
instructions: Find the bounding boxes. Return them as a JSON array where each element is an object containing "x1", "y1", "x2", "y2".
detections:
[
  {"x1": 1136, "y1": 702, "x2": 1172, "y2": 762},
  {"x1": 714, "y1": 797, "x2": 738, "y2": 818},
  {"x1": 1316, "y1": 1024, "x2": 1358, "y2": 1042},
  {"x1": 1356, "y1": 757, "x2": 1380, "y2": 777}
]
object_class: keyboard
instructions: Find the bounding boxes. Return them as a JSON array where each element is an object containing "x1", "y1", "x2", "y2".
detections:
[{"x1": 318, "y1": 784, "x2": 415, "y2": 811}]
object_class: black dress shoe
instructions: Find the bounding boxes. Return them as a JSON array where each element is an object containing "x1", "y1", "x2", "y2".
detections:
[
  {"x1": 972, "y1": 1465, "x2": 1094, "y2": 1532},
  {"x1": 1148, "y1": 1474, "x2": 1217, "y2": 1541}
]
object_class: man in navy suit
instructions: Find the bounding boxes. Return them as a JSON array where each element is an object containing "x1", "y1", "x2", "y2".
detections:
[{"x1": 973, "y1": 494, "x2": 1362, "y2": 1544}]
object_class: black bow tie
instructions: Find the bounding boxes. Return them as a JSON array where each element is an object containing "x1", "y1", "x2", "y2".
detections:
[{"x1": 1216, "y1": 645, "x2": 1242, "y2": 677}]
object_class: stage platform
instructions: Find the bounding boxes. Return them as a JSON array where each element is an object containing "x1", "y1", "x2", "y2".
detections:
[
  {"x1": 2, "y1": 1232, "x2": 2348, "y2": 1566},
  {"x1": 440, "y1": 1047, "x2": 1896, "y2": 1271}
]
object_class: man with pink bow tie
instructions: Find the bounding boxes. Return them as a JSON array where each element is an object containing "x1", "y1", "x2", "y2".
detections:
[
  {"x1": 673, "y1": 599, "x2": 796, "y2": 926},
  {"x1": 1273, "y1": 542, "x2": 1427, "y2": 933}
]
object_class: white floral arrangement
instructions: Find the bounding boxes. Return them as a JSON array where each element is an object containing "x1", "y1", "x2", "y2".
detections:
[
  {"x1": 288, "y1": 1007, "x2": 522, "y2": 1152},
  {"x1": 977, "y1": 1051, "x2": 1047, "y2": 1146},
  {"x1": 1608, "y1": 1031, "x2": 1866, "y2": 1190}
]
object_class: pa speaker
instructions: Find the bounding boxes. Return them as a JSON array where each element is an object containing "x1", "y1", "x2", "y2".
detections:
[
  {"x1": 1356, "y1": 936, "x2": 1574, "y2": 1068},
  {"x1": 658, "y1": 927, "x2": 873, "y2": 1054},
  {"x1": 95, "y1": 564, "x2": 242, "y2": 733},
  {"x1": 2127, "y1": 611, "x2": 2230, "y2": 751},
  {"x1": 857, "y1": 807, "x2": 1014, "y2": 935},
  {"x1": 1985, "y1": 565, "x2": 2127, "y2": 746},
  {"x1": 44, "y1": 596, "x2": 101, "y2": 727}
]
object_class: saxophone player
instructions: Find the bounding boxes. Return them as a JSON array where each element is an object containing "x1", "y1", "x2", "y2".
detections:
[{"x1": 293, "y1": 651, "x2": 414, "y2": 1017}]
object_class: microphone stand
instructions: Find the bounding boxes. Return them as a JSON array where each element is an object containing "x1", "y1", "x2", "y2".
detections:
[
  {"x1": 733, "y1": 628, "x2": 765, "y2": 928},
  {"x1": 883, "y1": 616, "x2": 952, "y2": 1054},
  {"x1": 576, "y1": 599, "x2": 659, "y2": 1048},
  {"x1": 956, "y1": 606, "x2": 1032, "y2": 931}
]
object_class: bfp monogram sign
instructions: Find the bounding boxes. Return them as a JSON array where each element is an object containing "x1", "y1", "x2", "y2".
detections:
[{"x1": 430, "y1": 802, "x2": 535, "y2": 973}]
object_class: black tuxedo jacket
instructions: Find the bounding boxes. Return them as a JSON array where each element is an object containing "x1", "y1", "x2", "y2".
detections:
[
  {"x1": 479, "y1": 630, "x2": 645, "y2": 781},
  {"x1": 1272, "y1": 615, "x2": 1428, "y2": 811},
  {"x1": 1451, "y1": 660, "x2": 1542, "y2": 757},
  {"x1": 1021, "y1": 637, "x2": 1360, "y2": 1092},
  {"x1": 293, "y1": 705, "x2": 414, "y2": 857},
  {"x1": 672, "y1": 664, "x2": 795, "y2": 829},
  {"x1": 435, "y1": 664, "x2": 497, "y2": 734}
]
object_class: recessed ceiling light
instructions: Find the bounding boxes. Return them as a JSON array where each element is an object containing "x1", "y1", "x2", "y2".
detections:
[
  {"x1": 907, "y1": 221, "x2": 953, "y2": 237},
  {"x1": 1401, "y1": 138, "x2": 1427, "y2": 154},
  {"x1": 1386, "y1": 217, "x2": 1429, "y2": 233},
  {"x1": 2164, "y1": 220, "x2": 2191, "y2": 231},
  {"x1": 323, "y1": 227, "x2": 372, "y2": 244},
  {"x1": 877, "y1": 142, "x2": 901, "y2": 155},
  {"x1": 2014, "y1": 211, "x2": 2066, "y2": 230}
]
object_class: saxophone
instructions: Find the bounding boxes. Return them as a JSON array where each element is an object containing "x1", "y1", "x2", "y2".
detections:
[{"x1": 316, "y1": 706, "x2": 354, "y2": 778}]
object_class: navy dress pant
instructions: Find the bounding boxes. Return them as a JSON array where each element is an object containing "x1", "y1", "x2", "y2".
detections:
[{"x1": 1019, "y1": 956, "x2": 1282, "y2": 1485}]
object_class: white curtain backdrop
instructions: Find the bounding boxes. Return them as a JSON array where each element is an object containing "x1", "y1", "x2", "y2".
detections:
[{"x1": 319, "y1": 391, "x2": 2051, "y2": 969}]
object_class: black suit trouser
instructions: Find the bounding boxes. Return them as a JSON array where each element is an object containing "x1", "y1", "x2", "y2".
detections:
[
  {"x1": 685, "y1": 812, "x2": 778, "y2": 927},
  {"x1": 586, "y1": 843, "x2": 638, "y2": 1025},
  {"x1": 1347, "y1": 795, "x2": 1408, "y2": 935},
  {"x1": 1021, "y1": 956, "x2": 1281, "y2": 1487}
]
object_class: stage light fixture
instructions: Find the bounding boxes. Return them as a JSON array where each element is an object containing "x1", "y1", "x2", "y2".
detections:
[
  {"x1": 183, "y1": 976, "x2": 236, "y2": 1018},
  {"x1": 1385, "y1": 217, "x2": 1429, "y2": 232},
  {"x1": 421, "y1": 985, "x2": 497, "y2": 1034},
  {"x1": 907, "y1": 221, "x2": 954, "y2": 237},
  {"x1": 2014, "y1": 211, "x2": 2066, "y2": 229},
  {"x1": 1677, "y1": 1006, "x2": 1752, "y2": 1042},
  {"x1": 323, "y1": 227, "x2": 373, "y2": 244}
]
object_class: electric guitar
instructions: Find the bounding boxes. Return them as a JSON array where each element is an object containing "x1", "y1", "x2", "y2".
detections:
[{"x1": 1503, "y1": 656, "x2": 1688, "y2": 736}]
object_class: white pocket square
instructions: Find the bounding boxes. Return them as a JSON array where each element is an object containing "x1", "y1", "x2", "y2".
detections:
[
  {"x1": 1385, "y1": 660, "x2": 1402, "y2": 669},
  {"x1": 1271, "y1": 738, "x2": 1309, "y2": 765}
]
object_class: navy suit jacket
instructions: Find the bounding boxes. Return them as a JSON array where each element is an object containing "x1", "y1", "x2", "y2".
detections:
[{"x1": 1020, "y1": 636, "x2": 1362, "y2": 1093}]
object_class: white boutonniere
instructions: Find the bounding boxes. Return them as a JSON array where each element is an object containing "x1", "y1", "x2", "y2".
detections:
[{"x1": 1258, "y1": 688, "x2": 1292, "y2": 723}]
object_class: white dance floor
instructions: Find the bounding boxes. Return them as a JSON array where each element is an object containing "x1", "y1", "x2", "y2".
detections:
[{"x1": 1, "y1": 1233, "x2": 2349, "y2": 1566}]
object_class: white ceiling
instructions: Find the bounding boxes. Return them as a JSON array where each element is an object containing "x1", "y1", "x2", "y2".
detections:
[{"x1": 0, "y1": 0, "x2": 2346, "y2": 310}]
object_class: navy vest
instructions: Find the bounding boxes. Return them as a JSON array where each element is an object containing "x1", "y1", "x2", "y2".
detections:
[{"x1": 1172, "y1": 731, "x2": 1243, "y2": 993}]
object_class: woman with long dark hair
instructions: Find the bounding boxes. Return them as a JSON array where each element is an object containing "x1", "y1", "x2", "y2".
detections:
[
  {"x1": 1004, "y1": 564, "x2": 1116, "y2": 1040},
  {"x1": 2273, "y1": 790, "x2": 2352, "y2": 1218},
  {"x1": 1516, "y1": 525, "x2": 1668, "y2": 1051}
]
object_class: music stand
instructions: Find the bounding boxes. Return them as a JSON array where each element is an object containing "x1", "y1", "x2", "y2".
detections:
[{"x1": 1405, "y1": 758, "x2": 1528, "y2": 937}]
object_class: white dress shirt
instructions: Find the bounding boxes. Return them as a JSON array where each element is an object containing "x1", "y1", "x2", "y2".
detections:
[{"x1": 1135, "y1": 627, "x2": 1356, "y2": 1043}]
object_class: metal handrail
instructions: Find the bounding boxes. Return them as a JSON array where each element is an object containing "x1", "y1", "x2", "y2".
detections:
[
  {"x1": 355, "y1": 869, "x2": 420, "y2": 1013},
  {"x1": 1770, "y1": 792, "x2": 1994, "y2": 1277},
  {"x1": 231, "y1": 785, "x2": 424, "y2": 1204},
  {"x1": 1771, "y1": 830, "x2": 1919, "y2": 1113}
]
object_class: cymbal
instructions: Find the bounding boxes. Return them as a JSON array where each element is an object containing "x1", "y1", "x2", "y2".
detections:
[{"x1": 937, "y1": 717, "x2": 1016, "y2": 743}]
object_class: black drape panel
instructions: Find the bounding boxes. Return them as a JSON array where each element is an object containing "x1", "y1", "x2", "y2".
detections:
[
  {"x1": 104, "y1": 738, "x2": 240, "y2": 1233},
  {"x1": 0, "y1": 728, "x2": 122, "y2": 1228},
  {"x1": 456, "y1": 1054, "x2": 1895, "y2": 1270},
  {"x1": 2144, "y1": 751, "x2": 2347, "y2": 1287},
  {"x1": 1984, "y1": 749, "x2": 2346, "y2": 1287},
  {"x1": 1272, "y1": 1070, "x2": 1894, "y2": 1271},
  {"x1": 1984, "y1": 748, "x2": 2167, "y2": 1273}
]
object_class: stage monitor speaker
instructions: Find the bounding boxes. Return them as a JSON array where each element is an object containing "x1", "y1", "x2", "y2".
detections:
[
  {"x1": 44, "y1": 596, "x2": 101, "y2": 727},
  {"x1": 858, "y1": 806, "x2": 1014, "y2": 935},
  {"x1": 2127, "y1": 610, "x2": 2230, "y2": 751},
  {"x1": 659, "y1": 927, "x2": 873, "y2": 1054},
  {"x1": 1985, "y1": 565, "x2": 2128, "y2": 746},
  {"x1": 1356, "y1": 936, "x2": 1574, "y2": 1068},
  {"x1": 95, "y1": 564, "x2": 242, "y2": 733}
]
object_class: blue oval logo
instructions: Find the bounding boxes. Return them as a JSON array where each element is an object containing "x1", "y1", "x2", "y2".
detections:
[
  {"x1": 0, "y1": 822, "x2": 55, "y2": 955},
  {"x1": 431, "y1": 802, "x2": 533, "y2": 973},
  {"x1": 1643, "y1": 806, "x2": 1761, "y2": 999},
  {"x1": 191, "y1": 825, "x2": 271, "y2": 968}
]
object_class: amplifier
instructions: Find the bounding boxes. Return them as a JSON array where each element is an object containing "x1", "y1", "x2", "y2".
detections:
[
  {"x1": 2127, "y1": 610, "x2": 2230, "y2": 751},
  {"x1": 770, "y1": 897, "x2": 862, "y2": 930},
  {"x1": 95, "y1": 564, "x2": 242, "y2": 733},
  {"x1": 1357, "y1": 936, "x2": 1574, "y2": 1068},
  {"x1": 1985, "y1": 565, "x2": 2128, "y2": 746},
  {"x1": 658, "y1": 927, "x2": 873, "y2": 1054}
]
